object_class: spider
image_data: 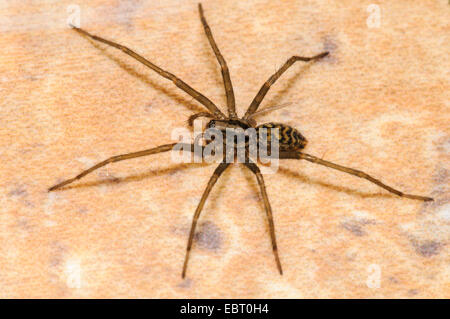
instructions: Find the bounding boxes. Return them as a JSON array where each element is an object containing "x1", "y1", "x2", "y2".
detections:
[{"x1": 49, "y1": 3, "x2": 433, "y2": 278}]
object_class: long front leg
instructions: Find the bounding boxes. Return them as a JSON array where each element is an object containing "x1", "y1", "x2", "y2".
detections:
[
  {"x1": 244, "y1": 162, "x2": 283, "y2": 275},
  {"x1": 182, "y1": 162, "x2": 230, "y2": 278},
  {"x1": 279, "y1": 151, "x2": 433, "y2": 201},
  {"x1": 243, "y1": 52, "x2": 328, "y2": 120},
  {"x1": 71, "y1": 26, "x2": 226, "y2": 119},
  {"x1": 198, "y1": 3, "x2": 237, "y2": 118},
  {"x1": 49, "y1": 143, "x2": 200, "y2": 191}
]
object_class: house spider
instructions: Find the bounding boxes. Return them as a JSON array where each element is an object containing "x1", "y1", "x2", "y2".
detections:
[{"x1": 49, "y1": 3, "x2": 433, "y2": 278}]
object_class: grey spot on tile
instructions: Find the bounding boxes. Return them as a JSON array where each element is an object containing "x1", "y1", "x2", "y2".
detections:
[
  {"x1": 342, "y1": 221, "x2": 366, "y2": 236},
  {"x1": 144, "y1": 103, "x2": 156, "y2": 115},
  {"x1": 408, "y1": 289, "x2": 419, "y2": 296},
  {"x1": 433, "y1": 167, "x2": 448, "y2": 185},
  {"x1": 141, "y1": 266, "x2": 152, "y2": 274},
  {"x1": 244, "y1": 192, "x2": 260, "y2": 202},
  {"x1": 417, "y1": 166, "x2": 447, "y2": 210},
  {"x1": 411, "y1": 239, "x2": 443, "y2": 257},
  {"x1": 49, "y1": 256, "x2": 62, "y2": 267},
  {"x1": 341, "y1": 219, "x2": 376, "y2": 237},
  {"x1": 322, "y1": 35, "x2": 339, "y2": 63},
  {"x1": 49, "y1": 241, "x2": 68, "y2": 267},
  {"x1": 8, "y1": 185, "x2": 34, "y2": 207},
  {"x1": 8, "y1": 186, "x2": 28, "y2": 197},
  {"x1": 436, "y1": 136, "x2": 450, "y2": 154},
  {"x1": 115, "y1": 0, "x2": 143, "y2": 29},
  {"x1": 279, "y1": 110, "x2": 293, "y2": 122},
  {"x1": 177, "y1": 278, "x2": 192, "y2": 288},
  {"x1": 78, "y1": 208, "x2": 89, "y2": 214},
  {"x1": 15, "y1": 217, "x2": 32, "y2": 231},
  {"x1": 24, "y1": 200, "x2": 34, "y2": 207},
  {"x1": 388, "y1": 277, "x2": 399, "y2": 284},
  {"x1": 323, "y1": 36, "x2": 338, "y2": 52},
  {"x1": 195, "y1": 221, "x2": 221, "y2": 251}
]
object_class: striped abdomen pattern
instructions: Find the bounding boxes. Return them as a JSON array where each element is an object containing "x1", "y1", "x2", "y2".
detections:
[{"x1": 257, "y1": 122, "x2": 307, "y2": 151}]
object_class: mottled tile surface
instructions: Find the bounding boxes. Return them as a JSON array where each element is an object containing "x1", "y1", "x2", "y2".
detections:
[{"x1": 0, "y1": 0, "x2": 448, "y2": 298}]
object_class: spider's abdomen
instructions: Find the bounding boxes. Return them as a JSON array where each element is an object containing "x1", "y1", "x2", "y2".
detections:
[{"x1": 257, "y1": 122, "x2": 307, "y2": 151}]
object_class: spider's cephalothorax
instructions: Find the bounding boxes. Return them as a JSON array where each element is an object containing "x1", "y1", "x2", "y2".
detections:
[
  {"x1": 50, "y1": 3, "x2": 433, "y2": 279},
  {"x1": 200, "y1": 118, "x2": 253, "y2": 152}
]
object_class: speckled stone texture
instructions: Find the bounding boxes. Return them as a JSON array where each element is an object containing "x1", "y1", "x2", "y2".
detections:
[{"x1": 0, "y1": 0, "x2": 448, "y2": 298}]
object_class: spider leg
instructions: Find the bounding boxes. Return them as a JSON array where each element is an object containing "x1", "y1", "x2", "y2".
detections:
[
  {"x1": 187, "y1": 112, "x2": 214, "y2": 127},
  {"x1": 182, "y1": 162, "x2": 230, "y2": 278},
  {"x1": 243, "y1": 52, "x2": 329, "y2": 120},
  {"x1": 48, "y1": 143, "x2": 201, "y2": 191},
  {"x1": 198, "y1": 3, "x2": 237, "y2": 119},
  {"x1": 247, "y1": 102, "x2": 293, "y2": 119},
  {"x1": 279, "y1": 151, "x2": 433, "y2": 201},
  {"x1": 244, "y1": 162, "x2": 283, "y2": 275},
  {"x1": 71, "y1": 26, "x2": 226, "y2": 119}
]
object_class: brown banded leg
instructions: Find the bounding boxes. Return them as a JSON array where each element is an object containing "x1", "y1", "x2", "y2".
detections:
[
  {"x1": 182, "y1": 162, "x2": 230, "y2": 278},
  {"x1": 48, "y1": 143, "x2": 202, "y2": 191},
  {"x1": 244, "y1": 162, "x2": 283, "y2": 275},
  {"x1": 279, "y1": 151, "x2": 433, "y2": 201},
  {"x1": 71, "y1": 25, "x2": 226, "y2": 119},
  {"x1": 187, "y1": 112, "x2": 214, "y2": 127},
  {"x1": 198, "y1": 3, "x2": 237, "y2": 118},
  {"x1": 243, "y1": 52, "x2": 329, "y2": 120}
]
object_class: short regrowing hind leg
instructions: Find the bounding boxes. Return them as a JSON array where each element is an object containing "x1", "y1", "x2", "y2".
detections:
[
  {"x1": 48, "y1": 143, "x2": 200, "y2": 191},
  {"x1": 243, "y1": 52, "x2": 329, "y2": 119},
  {"x1": 182, "y1": 162, "x2": 230, "y2": 278},
  {"x1": 279, "y1": 151, "x2": 433, "y2": 201},
  {"x1": 244, "y1": 162, "x2": 283, "y2": 275},
  {"x1": 198, "y1": 3, "x2": 237, "y2": 119},
  {"x1": 71, "y1": 26, "x2": 226, "y2": 119}
]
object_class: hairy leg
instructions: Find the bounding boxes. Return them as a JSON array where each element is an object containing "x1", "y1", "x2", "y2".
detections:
[
  {"x1": 182, "y1": 162, "x2": 230, "y2": 278},
  {"x1": 71, "y1": 25, "x2": 226, "y2": 119},
  {"x1": 244, "y1": 162, "x2": 283, "y2": 275},
  {"x1": 198, "y1": 3, "x2": 237, "y2": 118},
  {"x1": 244, "y1": 52, "x2": 328, "y2": 119},
  {"x1": 49, "y1": 143, "x2": 202, "y2": 191},
  {"x1": 279, "y1": 151, "x2": 433, "y2": 201}
]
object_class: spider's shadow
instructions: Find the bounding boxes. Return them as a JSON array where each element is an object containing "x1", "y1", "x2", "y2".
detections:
[
  {"x1": 277, "y1": 166, "x2": 395, "y2": 200},
  {"x1": 55, "y1": 162, "x2": 208, "y2": 191},
  {"x1": 87, "y1": 40, "x2": 206, "y2": 114}
]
